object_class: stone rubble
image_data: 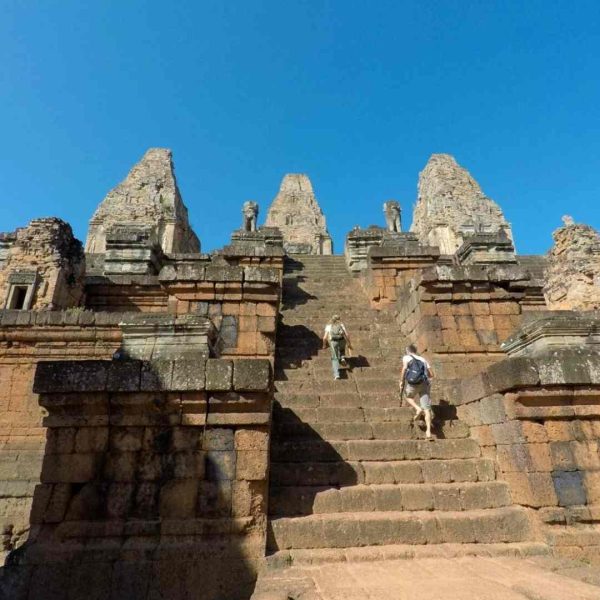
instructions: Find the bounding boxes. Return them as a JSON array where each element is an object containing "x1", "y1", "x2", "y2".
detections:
[{"x1": 544, "y1": 220, "x2": 600, "y2": 310}]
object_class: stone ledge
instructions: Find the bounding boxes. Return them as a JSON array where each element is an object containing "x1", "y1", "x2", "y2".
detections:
[
  {"x1": 33, "y1": 358, "x2": 272, "y2": 394},
  {"x1": 0, "y1": 309, "x2": 138, "y2": 328},
  {"x1": 458, "y1": 349, "x2": 600, "y2": 405}
]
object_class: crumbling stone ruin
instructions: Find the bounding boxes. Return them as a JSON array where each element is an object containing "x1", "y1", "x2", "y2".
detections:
[
  {"x1": 265, "y1": 174, "x2": 333, "y2": 255},
  {"x1": 1, "y1": 150, "x2": 599, "y2": 600},
  {"x1": 0, "y1": 218, "x2": 84, "y2": 311},
  {"x1": 544, "y1": 217, "x2": 600, "y2": 310},
  {"x1": 411, "y1": 154, "x2": 513, "y2": 255},
  {"x1": 85, "y1": 148, "x2": 200, "y2": 254}
]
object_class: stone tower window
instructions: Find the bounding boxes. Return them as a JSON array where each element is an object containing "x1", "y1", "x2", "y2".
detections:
[
  {"x1": 286, "y1": 215, "x2": 294, "y2": 225},
  {"x1": 4, "y1": 272, "x2": 37, "y2": 311},
  {"x1": 8, "y1": 286, "x2": 28, "y2": 310}
]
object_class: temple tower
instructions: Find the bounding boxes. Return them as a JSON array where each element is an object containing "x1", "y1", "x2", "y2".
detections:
[
  {"x1": 411, "y1": 154, "x2": 512, "y2": 255},
  {"x1": 265, "y1": 174, "x2": 333, "y2": 254},
  {"x1": 85, "y1": 148, "x2": 200, "y2": 254}
]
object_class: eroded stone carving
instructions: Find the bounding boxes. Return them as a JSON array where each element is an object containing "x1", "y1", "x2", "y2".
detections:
[
  {"x1": 0, "y1": 218, "x2": 84, "y2": 310},
  {"x1": 383, "y1": 200, "x2": 402, "y2": 232},
  {"x1": 243, "y1": 201, "x2": 259, "y2": 232},
  {"x1": 86, "y1": 148, "x2": 200, "y2": 254},
  {"x1": 265, "y1": 174, "x2": 333, "y2": 254},
  {"x1": 544, "y1": 220, "x2": 600, "y2": 311},
  {"x1": 411, "y1": 154, "x2": 513, "y2": 255}
]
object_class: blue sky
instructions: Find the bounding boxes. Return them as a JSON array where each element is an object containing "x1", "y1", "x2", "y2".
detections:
[{"x1": 1, "y1": 0, "x2": 599, "y2": 255}]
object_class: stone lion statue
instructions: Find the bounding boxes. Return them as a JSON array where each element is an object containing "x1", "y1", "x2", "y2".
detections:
[
  {"x1": 242, "y1": 201, "x2": 259, "y2": 232},
  {"x1": 383, "y1": 201, "x2": 401, "y2": 233}
]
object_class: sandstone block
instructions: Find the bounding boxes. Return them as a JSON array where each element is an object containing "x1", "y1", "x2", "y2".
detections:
[
  {"x1": 206, "y1": 359, "x2": 233, "y2": 391},
  {"x1": 34, "y1": 361, "x2": 109, "y2": 393},
  {"x1": 233, "y1": 359, "x2": 270, "y2": 391},
  {"x1": 235, "y1": 428, "x2": 268, "y2": 451},
  {"x1": 107, "y1": 361, "x2": 142, "y2": 392},
  {"x1": 236, "y1": 450, "x2": 268, "y2": 481},
  {"x1": 159, "y1": 479, "x2": 198, "y2": 518},
  {"x1": 140, "y1": 360, "x2": 174, "y2": 391},
  {"x1": 552, "y1": 470, "x2": 587, "y2": 506},
  {"x1": 110, "y1": 427, "x2": 144, "y2": 452},
  {"x1": 205, "y1": 450, "x2": 236, "y2": 481},
  {"x1": 171, "y1": 359, "x2": 206, "y2": 391},
  {"x1": 202, "y1": 428, "x2": 234, "y2": 451},
  {"x1": 106, "y1": 482, "x2": 135, "y2": 519}
]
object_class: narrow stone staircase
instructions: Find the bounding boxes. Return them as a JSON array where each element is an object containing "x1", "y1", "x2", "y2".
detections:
[{"x1": 267, "y1": 255, "x2": 545, "y2": 564}]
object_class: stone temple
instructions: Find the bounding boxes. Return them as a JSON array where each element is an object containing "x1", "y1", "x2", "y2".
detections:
[
  {"x1": 1, "y1": 149, "x2": 600, "y2": 600},
  {"x1": 265, "y1": 174, "x2": 333, "y2": 254}
]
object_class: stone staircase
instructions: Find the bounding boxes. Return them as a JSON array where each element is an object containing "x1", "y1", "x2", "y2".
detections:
[{"x1": 266, "y1": 255, "x2": 545, "y2": 563}]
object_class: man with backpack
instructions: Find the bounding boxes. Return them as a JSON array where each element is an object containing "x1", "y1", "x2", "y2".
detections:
[
  {"x1": 322, "y1": 314, "x2": 352, "y2": 380},
  {"x1": 400, "y1": 344, "x2": 434, "y2": 439}
]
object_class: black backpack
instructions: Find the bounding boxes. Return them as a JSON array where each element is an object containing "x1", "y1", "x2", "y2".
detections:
[{"x1": 405, "y1": 356, "x2": 427, "y2": 385}]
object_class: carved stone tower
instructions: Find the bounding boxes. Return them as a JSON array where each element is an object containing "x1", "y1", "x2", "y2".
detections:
[
  {"x1": 411, "y1": 154, "x2": 512, "y2": 255},
  {"x1": 265, "y1": 174, "x2": 333, "y2": 255},
  {"x1": 85, "y1": 148, "x2": 200, "y2": 254}
]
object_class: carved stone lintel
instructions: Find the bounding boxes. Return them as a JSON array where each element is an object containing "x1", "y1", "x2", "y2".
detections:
[{"x1": 120, "y1": 314, "x2": 216, "y2": 361}]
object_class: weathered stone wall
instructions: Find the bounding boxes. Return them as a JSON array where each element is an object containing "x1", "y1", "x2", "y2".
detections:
[
  {"x1": 395, "y1": 265, "x2": 546, "y2": 379},
  {"x1": 85, "y1": 148, "x2": 200, "y2": 255},
  {"x1": 0, "y1": 311, "x2": 123, "y2": 558},
  {"x1": 0, "y1": 218, "x2": 85, "y2": 311},
  {"x1": 456, "y1": 348, "x2": 600, "y2": 564},
  {"x1": 0, "y1": 357, "x2": 272, "y2": 600},
  {"x1": 544, "y1": 221, "x2": 600, "y2": 311},
  {"x1": 361, "y1": 240, "x2": 441, "y2": 307},
  {"x1": 411, "y1": 154, "x2": 512, "y2": 255},
  {"x1": 265, "y1": 174, "x2": 333, "y2": 255}
]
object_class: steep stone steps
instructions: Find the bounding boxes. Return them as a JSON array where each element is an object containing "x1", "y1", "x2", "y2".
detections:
[
  {"x1": 269, "y1": 255, "x2": 538, "y2": 559},
  {"x1": 267, "y1": 506, "x2": 533, "y2": 550},
  {"x1": 270, "y1": 458, "x2": 497, "y2": 487},
  {"x1": 271, "y1": 438, "x2": 481, "y2": 463},
  {"x1": 269, "y1": 481, "x2": 512, "y2": 516},
  {"x1": 272, "y1": 420, "x2": 469, "y2": 441},
  {"x1": 264, "y1": 542, "x2": 549, "y2": 567},
  {"x1": 273, "y1": 404, "x2": 457, "y2": 422}
]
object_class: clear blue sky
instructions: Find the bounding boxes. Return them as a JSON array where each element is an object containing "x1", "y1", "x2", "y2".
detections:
[{"x1": 1, "y1": 1, "x2": 599, "y2": 255}]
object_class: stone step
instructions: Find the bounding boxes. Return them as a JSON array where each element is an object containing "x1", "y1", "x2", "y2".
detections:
[
  {"x1": 544, "y1": 524, "x2": 600, "y2": 548},
  {"x1": 264, "y1": 542, "x2": 549, "y2": 568},
  {"x1": 275, "y1": 364, "x2": 404, "y2": 380},
  {"x1": 274, "y1": 379, "x2": 401, "y2": 395},
  {"x1": 274, "y1": 397, "x2": 444, "y2": 414},
  {"x1": 267, "y1": 506, "x2": 534, "y2": 550},
  {"x1": 275, "y1": 353, "x2": 404, "y2": 367},
  {"x1": 272, "y1": 419, "x2": 469, "y2": 441},
  {"x1": 269, "y1": 481, "x2": 513, "y2": 516},
  {"x1": 270, "y1": 458, "x2": 497, "y2": 487},
  {"x1": 273, "y1": 392, "x2": 407, "y2": 409},
  {"x1": 273, "y1": 404, "x2": 462, "y2": 422},
  {"x1": 271, "y1": 438, "x2": 481, "y2": 463}
]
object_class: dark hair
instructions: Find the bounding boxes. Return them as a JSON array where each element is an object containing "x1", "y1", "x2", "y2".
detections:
[{"x1": 406, "y1": 344, "x2": 417, "y2": 354}]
